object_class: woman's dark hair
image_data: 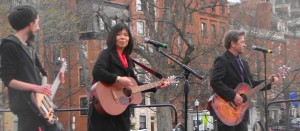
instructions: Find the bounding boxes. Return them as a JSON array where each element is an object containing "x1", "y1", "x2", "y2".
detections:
[
  {"x1": 223, "y1": 30, "x2": 245, "y2": 49},
  {"x1": 106, "y1": 23, "x2": 134, "y2": 55}
]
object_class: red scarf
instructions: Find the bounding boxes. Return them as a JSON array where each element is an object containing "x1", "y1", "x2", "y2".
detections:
[{"x1": 117, "y1": 50, "x2": 128, "y2": 68}]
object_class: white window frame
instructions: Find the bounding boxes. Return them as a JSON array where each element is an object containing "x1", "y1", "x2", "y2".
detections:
[
  {"x1": 136, "y1": 0, "x2": 142, "y2": 11},
  {"x1": 111, "y1": 19, "x2": 117, "y2": 26},
  {"x1": 99, "y1": 17, "x2": 105, "y2": 30},
  {"x1": 137, "y1": 20, "x2": 145, "y2": 35}
]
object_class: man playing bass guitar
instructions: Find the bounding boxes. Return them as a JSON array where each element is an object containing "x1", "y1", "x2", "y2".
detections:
[
  {"x1": 210, "y1": 30, "x2": 279, "y2": 131},
  {"x1": 0, "y1": 5, "x2": 65, "y2": 131}
]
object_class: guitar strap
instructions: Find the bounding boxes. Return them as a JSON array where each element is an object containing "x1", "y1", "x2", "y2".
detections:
[
  {"x1": 131, "y1": 59, "x2": 163, "y2": 79},
  {"x1": 35, "y1": 54, "x2": 47, "y2": 77}
]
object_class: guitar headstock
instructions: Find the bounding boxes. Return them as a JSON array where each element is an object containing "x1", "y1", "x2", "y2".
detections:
[
  {"x1": 167, "y1": 75, "x2": 181, "y2": 86},
  {"x1": 278, "y1": 65, "x2": 291, "y2": 79},
  {"x1": 57, "y1": 57, "x2": 68, "y2": 72}
]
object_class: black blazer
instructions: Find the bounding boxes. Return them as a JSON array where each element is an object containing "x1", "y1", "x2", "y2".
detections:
[
  {"x1": 210, "y1": 50, "x2": 269, "y2": 102},
  {"x1": 90, "y1": 49, "x2": 156, "y2": 131},
  {"x1": 92, "y1": 49, "x2": 139, "y2": 84}
]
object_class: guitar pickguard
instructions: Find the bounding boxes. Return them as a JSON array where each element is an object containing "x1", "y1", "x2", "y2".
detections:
[{"x1": 119, "y1": 96, "x2": 133, "y2": 105}]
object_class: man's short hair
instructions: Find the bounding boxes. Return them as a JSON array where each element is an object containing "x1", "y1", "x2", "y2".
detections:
[
  {"x1": 223, "y1": 30, "x2": 245, "y2": 49},
  {"x1": 8, "y1": 5, "x2": 38, "y2": 31}
]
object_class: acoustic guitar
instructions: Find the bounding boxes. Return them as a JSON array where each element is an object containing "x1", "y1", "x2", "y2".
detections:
[
  {"x1": 208, "y1": 65, "x2": 290, "y2": 126},
  {"x1": 91, "y1": 76, "x2": 179, "y2": 115}
]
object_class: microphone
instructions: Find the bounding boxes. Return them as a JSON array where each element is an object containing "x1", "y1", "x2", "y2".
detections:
[
  {"x1": 144, "y1": 38, "x2": 167, "y2": 49},
  {"x1": 252, "y1": 45, "x2": 272, "y2": 53}
]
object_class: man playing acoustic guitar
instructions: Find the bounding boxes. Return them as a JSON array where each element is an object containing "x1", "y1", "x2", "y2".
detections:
[{"x1": 210, "y1": 30, "x2": 279, "y2": 131}]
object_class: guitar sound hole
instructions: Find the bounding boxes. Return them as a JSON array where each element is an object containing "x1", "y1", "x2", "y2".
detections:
[
  {"x1": 240, "y1": 94, "x2": 248, "y2": 103},
  {"x1": 123, "y1": 88, "x2": 132, "y2": 97}
]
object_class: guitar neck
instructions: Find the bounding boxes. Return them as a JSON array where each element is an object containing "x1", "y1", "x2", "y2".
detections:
[
  {"x1": 131, "y1": 81, "x2": 162, "y2": 93},
  {"x1": 50, "y1": 63, "x2": 67, "y2": 99},
  {"x1": 245, "y1": 78, "x2": 273, "y2": 98},
  {"x1": 50, "y1": 76, "x2": 61, "y2": 99}
]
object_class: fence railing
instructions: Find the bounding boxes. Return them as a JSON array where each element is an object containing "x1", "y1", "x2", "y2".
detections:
[{"x1": 0, "y1": 104, "x2": 180, "y2": 130}]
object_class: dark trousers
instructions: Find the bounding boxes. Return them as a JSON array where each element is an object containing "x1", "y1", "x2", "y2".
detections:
[
  {"x1": 217, "y1": 118, "x2": 248, "y2": 131},
  {"x1": 88, "y1": 104, "x2": 131, "y2": 131},
  {"x1": 16, "y1": 110, "x2": 61, "y2": 131}
]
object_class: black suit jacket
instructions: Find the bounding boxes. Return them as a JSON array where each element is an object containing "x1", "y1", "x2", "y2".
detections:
[
  {"x1": 92, "y1": 49, "x2": 139, "y2": 84},
  {"x1": 210, "y1": 50, "x2": 269, "y2": 102}
]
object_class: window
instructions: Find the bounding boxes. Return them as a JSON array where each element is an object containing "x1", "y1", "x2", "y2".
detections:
[
  {"x1": 80, "y1": 43, "x2": 88, "y2": 58},
  {"x1": 220, "y1": 26, "x2": 225, "y2": 38},
  {"x1": 53, "y1": 48, "x2": 61, "y2": 62},
  {"x1": 211, "y1": 24, "x2": 216, "y2": 39},
  {"x1": 139, "y1": 115, "x2": 147, "y2": 129},
  {"x1": 177, "y1": 37, "x2": 182, "y2": 53},
  {"x1": 202, "y1": 47, "x2": 208, "y2": 64},
  {"x1": 52, "y1": 70, "x2": 59, "y2": 83},
  {"x1": 136, "y1": 0, "x2": 142, "y2": 11},
  {"x1": 80, "y1": 96, "x2": 88, "y2": 115},
  {"x1": 102, "y1": 40, "x2": 108, "y2": 49},
  {"x1": 189, "y1": 37, "x2": 193, "y2": 45},
  {"x1": 220, "y1": 5, "x2": 224, "y2": 14},
  {"x1": 201, "y1": 22, "x2": 207, "y2": 38},
  {"x1": 150, "y1": 93, "x2": 156, "y2": 104},
  {"x1": 211, "y1": 4, "x2": 216, "y2": 12},
  {"x1": 141, "y1": 93, "x2": 146, "y2": 105},
  {"x1": 79, "y1": 68, "x2": 85, "y2": 86},
  {"x1": 130, "y1": 108, "x2": 135, "y2": 117},
  {"x1": 99, "y1": 17, "x2": 105, "y2": 30},
  {"x1": 201, "y1": 0, "x2": 205, "y2": 7},
  {"x1": 137, "y1": 21, "x2": 145, "y2": 35},
  {"x1": 111, "y1": 19, "x2": 117, "y2": 26},
  {"x1": 278, "y1": 44, "x2": 282, "y2": 56}
]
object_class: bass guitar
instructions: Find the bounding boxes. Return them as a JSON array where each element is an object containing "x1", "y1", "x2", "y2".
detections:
[
  {"x1": 208, "y1": 65, "x2": 290, "y2": 126},
  {"x1": 30, "y1": 58, "x2": 67, "y2": 125},
  {"x1": 91, "y1": 76, "x2": 179, "y2": 115}
]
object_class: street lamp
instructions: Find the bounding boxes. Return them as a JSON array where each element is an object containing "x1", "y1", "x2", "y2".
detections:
[{"x1": 194, "y1": 99, "x2": 199, "y2": 131}]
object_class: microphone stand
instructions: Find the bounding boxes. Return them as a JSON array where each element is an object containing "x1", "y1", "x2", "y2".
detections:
[
  {"x1": 155, "y1": 47, "x2": 204, "y2": 131},
  {"x1": 263, "y1": 52, "x2": 268, "y2": 131}
]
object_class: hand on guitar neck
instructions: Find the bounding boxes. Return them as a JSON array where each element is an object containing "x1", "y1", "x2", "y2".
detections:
[
  {"x1": 233, "y1": 74, "x2": 279, "y2": 106},
  {"x1": 34, "y1": 71, "x2": 65, "y2": 96},
  {"x1": 269, "y1": 74, "x2": 279, "y2": 84},
  {"x1": 59, "y1": 71, "x2": 65, "y2": 84}
]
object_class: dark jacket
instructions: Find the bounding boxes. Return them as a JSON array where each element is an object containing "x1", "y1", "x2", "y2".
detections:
[
  {"x1": 89, "y1": 49, "x2": 155, "y2": 131},
  {"x1": 210, "y1": 50, "x2": 271, "y2": 124},
  {"x1": 210, "y1": 50, "x2": 270, "y2": 101},
  {"x1": 92, "y1": 49, "x2": 139, "y2": 84},
  {"x1": 0, "y1": 35, "x2": 45, "y2": 113}
]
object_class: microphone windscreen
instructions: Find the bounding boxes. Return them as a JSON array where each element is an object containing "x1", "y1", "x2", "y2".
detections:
[{"x1": 144, "y1": 38, "x2": 150, "y2": 43}]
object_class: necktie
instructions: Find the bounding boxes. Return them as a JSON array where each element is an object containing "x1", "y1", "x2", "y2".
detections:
[{"x1": 236, "y1": 56, "x2": 245, "y2": 82}]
